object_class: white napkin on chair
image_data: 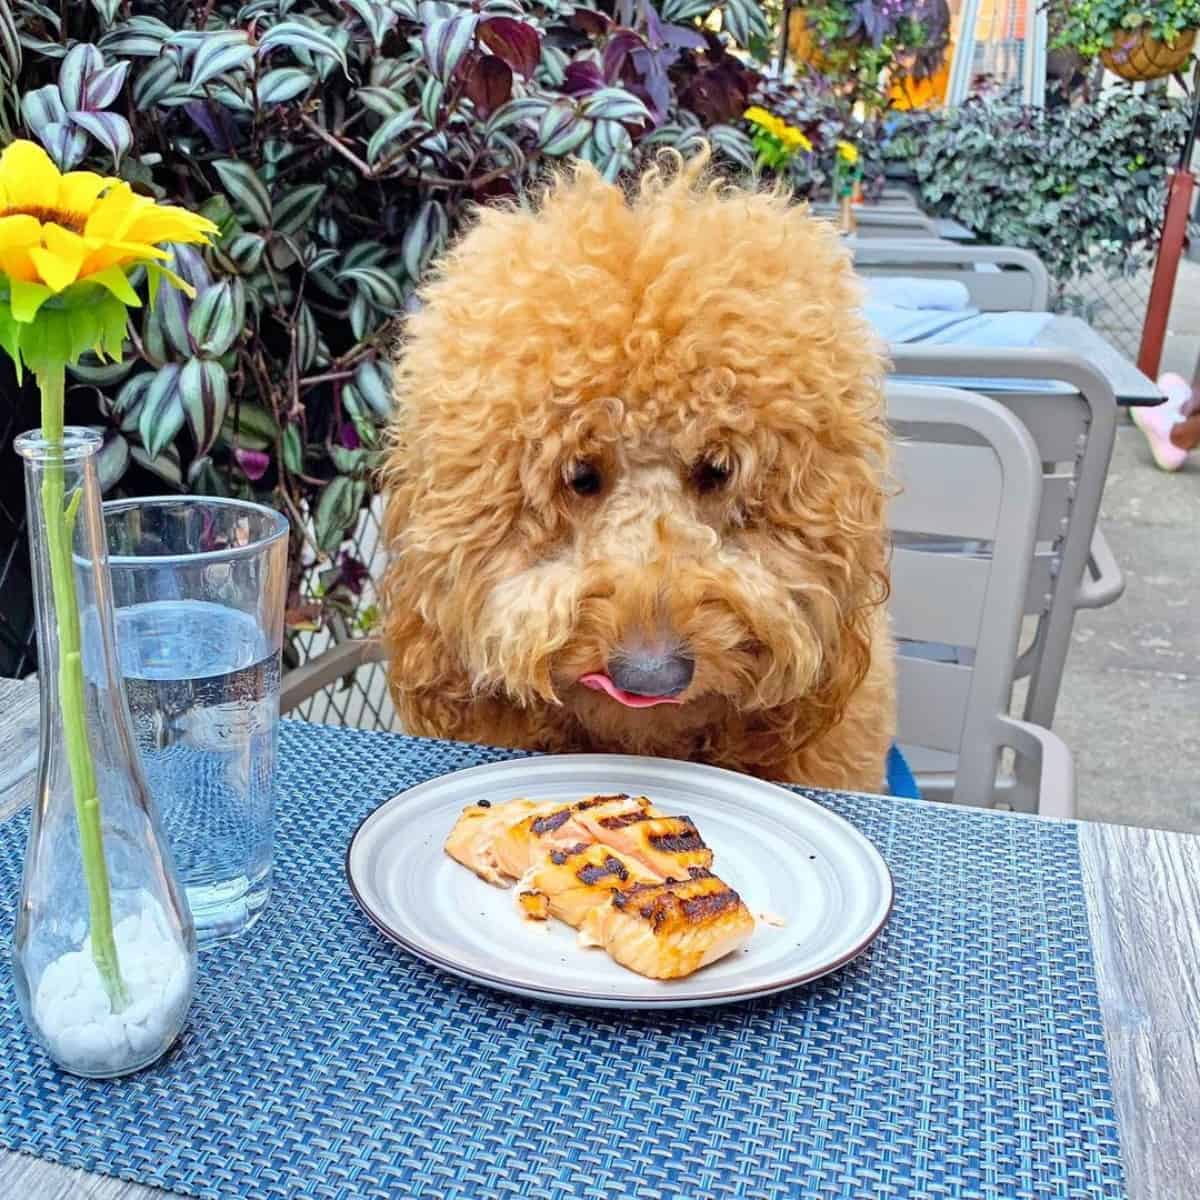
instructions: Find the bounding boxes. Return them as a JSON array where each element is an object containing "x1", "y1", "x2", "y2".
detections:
[{"x1": 863, "y1": 276, "x2": 973, "y2": 311}]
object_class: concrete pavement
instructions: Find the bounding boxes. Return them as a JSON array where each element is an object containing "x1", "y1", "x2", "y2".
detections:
[{"x1": 1056, "y1": 422, "x2": 1200, "y2": 831}]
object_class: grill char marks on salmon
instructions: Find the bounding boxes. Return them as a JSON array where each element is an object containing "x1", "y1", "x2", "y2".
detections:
[
  {"x1": 515, "y1": 842, "x2": 661, "y2": 928},
  {"x1": 491, "y1": 794, "x2": 661, "y2": 879},
  {"x1": 578, "y1": 868, "x2": 755, "y2": 979},
  {"x1": 577, "y1": 809, "x2": 714, "y2": 879}
]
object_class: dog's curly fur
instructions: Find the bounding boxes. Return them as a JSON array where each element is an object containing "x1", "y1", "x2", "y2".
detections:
[{"x1": 381, "y1": 154, "x2": 894, "y2": 791}]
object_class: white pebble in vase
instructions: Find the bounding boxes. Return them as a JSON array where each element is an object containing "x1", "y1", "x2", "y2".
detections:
[{"x1": 33, "y1": 894, "x2": 193, "y2": 1077}]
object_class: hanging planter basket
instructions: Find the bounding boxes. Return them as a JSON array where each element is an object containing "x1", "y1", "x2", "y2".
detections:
[
  {"x1": 787, "y1": 9, "x2": 857, "y2": 74},
  {"x1": 1100, "y1": 27, "x2": 1197, "y2": 81}
]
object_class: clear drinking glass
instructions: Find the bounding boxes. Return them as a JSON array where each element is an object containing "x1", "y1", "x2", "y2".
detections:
[{"x1": 103, "y1": 497, "x2": 289, "y2": 944}]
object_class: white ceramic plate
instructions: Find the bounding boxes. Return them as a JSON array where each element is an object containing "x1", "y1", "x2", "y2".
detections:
[{"x1": 346, "y1": 755, "x2": 893, "y2": 1009}]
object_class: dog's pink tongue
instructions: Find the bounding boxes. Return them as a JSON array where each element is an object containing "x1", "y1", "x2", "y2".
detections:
[{"x1": 579, "y1": 672, "x2": 683, "y2": 709}]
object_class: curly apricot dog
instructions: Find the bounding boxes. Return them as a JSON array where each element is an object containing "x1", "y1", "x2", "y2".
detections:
[{"x1": 381, "y1": 154, "x2": 893, "y2": 791}]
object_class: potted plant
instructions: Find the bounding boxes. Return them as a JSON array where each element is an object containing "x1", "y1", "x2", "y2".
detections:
[
  {"x1": 1051, "y1": 0, "x2": 1200, "y2": 81},
  {"x1": 788, "y1": 0, "x2": 951, "y2": 99}
]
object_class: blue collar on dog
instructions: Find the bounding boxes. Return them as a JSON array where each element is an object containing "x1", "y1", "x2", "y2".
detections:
[{"x1": 886, "y1": 744, "x2": 921, "y2": 799}]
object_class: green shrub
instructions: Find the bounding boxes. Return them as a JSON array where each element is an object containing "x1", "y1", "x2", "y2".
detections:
[{"x1": 896, "y1": 91, "x2": 1193, "y2": 303}]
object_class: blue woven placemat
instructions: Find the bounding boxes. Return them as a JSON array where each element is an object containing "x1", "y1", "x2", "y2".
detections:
[{"x1": 0, "y1": 721, "x2": 1125, "y2": 1200}]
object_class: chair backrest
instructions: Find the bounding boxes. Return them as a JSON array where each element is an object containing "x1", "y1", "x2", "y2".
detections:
[
  {"x1": 877, "y1": 185, "x2": 921, "y2": 208},
  {"x1": 887, "y1": 382, "x2": 1043, "y2": 807},
  {"x1": 889, "y1": 345, "x2": 1118, "y2": 729},
  {"x1": 851, "y1": 239, "x2": 1050, "y2": 311},
  {"x1": 841, "y1": 209, "x2": 942, "y2": 238}
]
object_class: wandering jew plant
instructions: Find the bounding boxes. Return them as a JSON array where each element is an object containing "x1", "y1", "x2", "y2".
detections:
[{"x1": 1, "y1": 0, "x2": 771, "y2": 645}]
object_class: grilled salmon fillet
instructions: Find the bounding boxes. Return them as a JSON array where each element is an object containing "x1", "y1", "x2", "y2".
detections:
[
  {"x1": 443, "y1": 798, "x2": 562, "y2": 885},
  {"x1": 490, "y1": 793, "x2": 660, "y2": 879},
  {"x1": 444, "y1": 794, "x2": 755, "y2": 980},
  {"x1": 515, "y1": 842, "x2": 661, "y2": 927},
  {"x1": 576, "y1": 808, "x2": 714, "y2": 879},
  {"x1": 578, "y1": 868, "x2": 755, "y2": 979}
]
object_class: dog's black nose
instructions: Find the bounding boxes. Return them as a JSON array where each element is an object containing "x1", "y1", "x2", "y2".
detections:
[{"x1": 608, "y1": 647, "x2": 695, "y2": 698}]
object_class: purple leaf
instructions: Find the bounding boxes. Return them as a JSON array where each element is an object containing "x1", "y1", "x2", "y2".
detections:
[
  {"x1": 571, "y1": 9, "x2": 612, "y2": 37},
  {"x1": 479, "y1": 17, "x2": 541, "y2": 78},
  {"x1": 629, "y1": 50, "x2": 670, "y2": 123},
  {"x1": 83, "y1": 60, "x2": 130, "y2": 109},
  {"x1": 70, "y1": 111, "x2": 133, "y2": 166},
  {"x1": 461, "y1": 51, "x2": 513, "y2": 117},
  {"x1": 184, "y1": 99, "x2": 239, "y2": 152},
  {"x1": 563, "y1": 60, "x2": 605, "y2": 95},
  {"x1": 422, "y1": 12, "x2": 478, "y2": 82},
  {"x1": 234, "y1": 447, "x2": 271, "y2": 481},
  {"x1": 603, "y1": 31, "x2": 644, "y2": 84},
  {"x1": 661, "y1": 24, "x2": 706, "y2": 51},
  {"x1": 58, "y1": 43, "x2": 103, "y2": 111},
  {"x1": 170, "y1": 244, "x2": 214, "y2": 292},
  {"x1": 336, "y1": 551, "x2": 370, "y2": 596},
  {"x1": 642, "y1": 0, "x2": 666, "y2": 48},
  {"x1": 339, "y1": 420, "x2": 361, "y2": 449}
]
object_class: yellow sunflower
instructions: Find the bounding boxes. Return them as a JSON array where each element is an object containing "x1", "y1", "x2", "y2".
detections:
[{"x1": 0, "y1": 139, "x2": 217, "y2": 370}]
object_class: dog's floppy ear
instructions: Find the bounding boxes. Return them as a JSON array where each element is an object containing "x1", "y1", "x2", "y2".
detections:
[{"x1": 757, "y1": 376, "x2": 891, "y2": 750}]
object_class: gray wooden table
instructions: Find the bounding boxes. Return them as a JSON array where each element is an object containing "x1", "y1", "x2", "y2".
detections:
[
  {"x1": 1, "y1": 674, "x2": 1197, "y2": 1200},
  {"x1": 1035, "y1": 315, "x2": 1162, "y2": 406},
  {"x1": 894, "y1": 314, "x2": 1162, "y2": 407}
]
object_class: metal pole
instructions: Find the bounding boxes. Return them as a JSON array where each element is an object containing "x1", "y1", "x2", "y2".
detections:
[
  {"x1": 777, "y1": 0, "x2": 793, "y2": 76},
  {"x1": 1136, "y1": 69, "x2": 1200, "y2": 380},
  {"x1": 946, "y1": 0, "x2": 981, "y2": 106},
  {"x1": 1022, "y1": 0, "x2": 1047, "y2": 107}
]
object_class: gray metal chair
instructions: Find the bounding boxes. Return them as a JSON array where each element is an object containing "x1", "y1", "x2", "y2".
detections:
[
  {"x1": 888, "y1": 381, "x2": 1075, "y2": 816},
  {"x1": 889, "y1": 345, "x2": 1120, "y2": 731},
  {"x1": 877, "y1": 185, "x2": 922, "y2": 207},
  {"x1": 851, "y1": 238, "x2": 1051, "y2": 310},
  {"x1": 860, "y1": 238, "x2": 1121, "y2": 622}
]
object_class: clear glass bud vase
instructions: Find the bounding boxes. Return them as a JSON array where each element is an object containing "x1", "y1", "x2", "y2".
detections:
[{"x1": 11, "y1": 427, "x2": 196, "y2": 1078}]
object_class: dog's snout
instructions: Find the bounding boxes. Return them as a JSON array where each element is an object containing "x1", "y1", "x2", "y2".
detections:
[{"x1": 608, "y1": 646, "x2": 695, "y2": 698}]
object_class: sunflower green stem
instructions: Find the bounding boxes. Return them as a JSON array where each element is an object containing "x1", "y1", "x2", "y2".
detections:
[{"x1": 36, "y1": 366, "x2": 127, "y2": 1014}]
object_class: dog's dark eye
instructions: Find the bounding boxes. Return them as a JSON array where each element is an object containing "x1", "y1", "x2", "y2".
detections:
[
  {"x1": 692, "y1": 458, "x2": 731, "y2": 494},
  {"x1": 568, "y1": 461, "x2": 603, "y2": 496}
]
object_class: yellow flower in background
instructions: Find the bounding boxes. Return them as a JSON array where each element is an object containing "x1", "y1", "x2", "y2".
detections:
[
  {"x1": 743, "y1": 106, "x2": 777, "y2": 133},
  {"x1": 744, "y1": 107, "x2": 812, "y2": 167},
  {"x1": 779, "y1": 127, "x2": 814, "y2": 153},
  {"x1": 836, "y1": 140, "x2": 860, "y2": 165},
  {"x1": 0, "y1": 140, "x2": 216, "y2": 370}
]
